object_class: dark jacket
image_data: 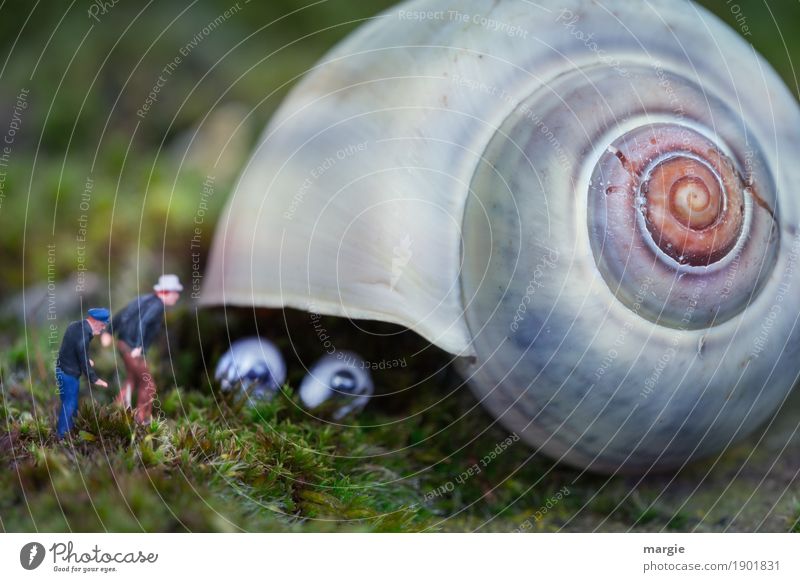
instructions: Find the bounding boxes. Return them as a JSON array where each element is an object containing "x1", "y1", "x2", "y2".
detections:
[
  {"x1": 57, "y1": 320, "x2": 98, "y2": 382},
  {"x1": 108, "y1": 294, "x2": 165, "y2": 351}
]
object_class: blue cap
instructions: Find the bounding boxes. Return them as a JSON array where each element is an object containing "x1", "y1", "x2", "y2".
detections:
[{"x1": 87, "y1": 307, "x2": 110, "y2": 323}]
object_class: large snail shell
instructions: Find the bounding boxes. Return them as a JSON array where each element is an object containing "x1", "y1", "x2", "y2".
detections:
[{"x1": 202, "y1": 0, "x2": 800, "y2": 472}]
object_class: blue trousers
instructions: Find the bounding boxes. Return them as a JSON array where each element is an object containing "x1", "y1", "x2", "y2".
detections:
[{"x1": 56, "y1": 368, "x2": 80, "y2": 438}]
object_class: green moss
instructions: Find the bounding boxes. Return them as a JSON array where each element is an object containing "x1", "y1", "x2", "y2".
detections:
[{"x1": 788, "y1": 499, "x2": 800, "y2": 533}]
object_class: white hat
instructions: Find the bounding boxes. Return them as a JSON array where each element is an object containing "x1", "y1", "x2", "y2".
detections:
[{"x1": 154, "y1": 274, "x2": 184, "y2": 292}]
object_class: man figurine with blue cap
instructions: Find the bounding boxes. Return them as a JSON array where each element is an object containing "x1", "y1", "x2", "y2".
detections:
[
  {"x1": 101, "y1": 274, "x2": 183, "y2": 423},
  {"x1": 55, "y1": 308, "x2": 110, "y2": 438}
]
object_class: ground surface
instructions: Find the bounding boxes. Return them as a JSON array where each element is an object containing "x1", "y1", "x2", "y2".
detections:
[{"x1": 1, "y1": 328, "x2": 798, "y2": 533}]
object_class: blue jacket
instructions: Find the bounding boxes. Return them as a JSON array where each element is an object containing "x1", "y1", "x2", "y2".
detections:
[
  {"x1": 108, "y1": 294, "x2": 165, "y2": 351},
  {"x1": 56, "y1": 320, "x2": 98, "y2": 382}
]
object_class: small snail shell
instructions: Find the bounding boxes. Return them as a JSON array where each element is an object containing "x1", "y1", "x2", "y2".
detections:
[
  {"x1": 298, "y1": 352, "x2": 374, "y2": 419},
  {"x1": 202, "y1": 0, "x2": 800, "y2": 472},
  {"x1": 215, "y1": 337, "x2": 287, "y2": 401}
]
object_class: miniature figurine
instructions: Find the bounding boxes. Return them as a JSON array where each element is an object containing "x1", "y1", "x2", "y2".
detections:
[
  {"x1": 55, "y1": 308, "x2": 110, "y2": 438},
  {"x1": 215, "y1": 337, "x2": 287, "y2": 402},
  {"x1": 298, "y1": 351, "x2": 373, "y2": 419},
  {"x1": 101, "y1": 274, "x2": 182, "y2": 423}
]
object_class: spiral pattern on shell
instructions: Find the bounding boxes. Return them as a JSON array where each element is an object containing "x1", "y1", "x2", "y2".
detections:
[{"x1": 457, "y1": 4, "x2": 795, "y2": 471}]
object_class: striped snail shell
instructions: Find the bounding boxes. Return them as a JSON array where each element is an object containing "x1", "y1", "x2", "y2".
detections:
[{"x1": 202, "y1": 0, "x2": 800, "y2": 472}]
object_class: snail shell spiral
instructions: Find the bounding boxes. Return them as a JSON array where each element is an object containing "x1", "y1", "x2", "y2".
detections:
[{"x1": 202, "y1": 0, "x2": 800, "y2": 472}]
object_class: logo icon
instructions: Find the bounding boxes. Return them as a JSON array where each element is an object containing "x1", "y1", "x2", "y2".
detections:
[{"x1": 20, "y1": 542, "x2": 46, "y2": 570}]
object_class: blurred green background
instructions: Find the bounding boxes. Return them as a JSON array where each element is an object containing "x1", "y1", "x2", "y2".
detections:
[
  {"x1": 0, "y1": 0, "x2": 798, "y2": 308},
  {"x1": 0, "y1": 0, "x2": 799, "y2": 532}
]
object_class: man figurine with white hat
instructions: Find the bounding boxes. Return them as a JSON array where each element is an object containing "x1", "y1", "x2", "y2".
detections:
[
  {"x1": 55, "y1": 308, "x2": 110, "y2": 438},
  {"x1": 101, "y1": 274, "x2": 183, "y2": 423}
]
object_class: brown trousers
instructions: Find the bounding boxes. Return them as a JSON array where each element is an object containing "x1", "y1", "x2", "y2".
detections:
[{"x1": 115, "y1": 340, "x2": 156, "y2": 423}]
